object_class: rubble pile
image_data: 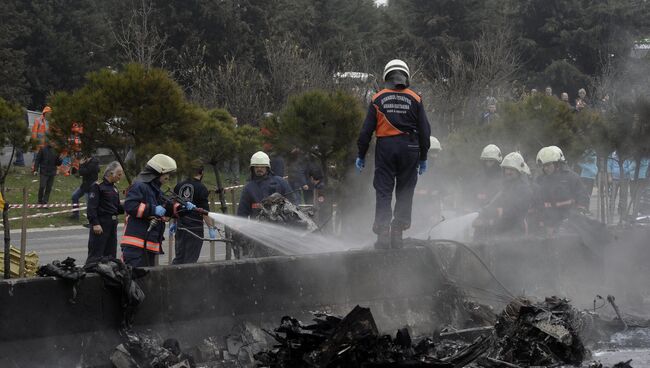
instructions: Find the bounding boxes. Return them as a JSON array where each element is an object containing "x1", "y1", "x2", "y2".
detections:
[
  {"x1": 110, "y1": 330, "x2": 195, "y2": 368},
  {"x1": 487, "y1": 296, "x2": 589, "y2": 366},
  {"x1": 257, "y1": 193, "x2": 318, "y2": 232}
]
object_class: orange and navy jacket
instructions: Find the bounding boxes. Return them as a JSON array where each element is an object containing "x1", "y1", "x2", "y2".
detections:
[
  {"x1": 357, "y1": 88, "x2": 431, "y2": 160},
  {"x1": 120, "y1": 180, "x2": 180, "y2": 254}
]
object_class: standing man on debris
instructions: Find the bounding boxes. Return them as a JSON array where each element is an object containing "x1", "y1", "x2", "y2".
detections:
[
  {"x1": 33, "y1": 142, "x2": 63, "y2": 205},
  {"x1": 121, "y1": 154, "x2": 197, "y2": 267},
  {"x1": 356, "y1": 59, "x2": 431, "y2": 249},
  {"x1": 535, "y1": 146, "x2": 588, "y2": 235},
  {"x1": 473, "y1": 152, "x2": 532, "y2": 239},
  {"x1": 86, "y1": 161, "x2": 124, "y2": 264},
  {"x1": 171, "y1": 159, "x2": 215, "y2": 264},
  {"x1": 70, "y1": 154, "x2": 100, "y2": 220}
]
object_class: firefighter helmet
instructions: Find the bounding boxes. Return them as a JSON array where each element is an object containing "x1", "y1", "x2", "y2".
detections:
[
  {"x1": 536, "y1": 146, "x2": 563, "y2": 165},
  {"x1": 480, "y1": 144, "x2": 502, "y2": 162},
  {"x1": 250, "y1": 151, "x2": 271, "y2": 167},
  {"x1": 430, "y1": 136, "x2": 442, "y2": 151},
  {"x1": 500, "y1": 152, "x2": 526, "y2": 173},
  {"x1": 383, "y1": 59, "x2": 410, "y2": 81},
  {"x1": 147, "y1": 154, "x2": 177, "y2": 174},
  {"x1": 548, "y1": 145, "x2": 566, "y2": 162},
  {"x1": 522, "y1": 162, "x2": 531, "y2": 176}
]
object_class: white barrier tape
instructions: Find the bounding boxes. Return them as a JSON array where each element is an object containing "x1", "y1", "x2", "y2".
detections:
[
  {"x1": 0, "y1": 206, "x2": 87, "y2": 223},
  {"x1": 8, "y1": 203, "x2": 86, "y2": 209}
]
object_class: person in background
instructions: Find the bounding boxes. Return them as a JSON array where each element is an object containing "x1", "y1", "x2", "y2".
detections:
[
  {"x1": 33, "y1": 142, "x2": 62, "y2": 205},
  {"x1": 86, "y1": 162, "x2": 124, "y2": 264},
  {"x1": 70, "y1": 154, "x2": 100, "y2": 220}
]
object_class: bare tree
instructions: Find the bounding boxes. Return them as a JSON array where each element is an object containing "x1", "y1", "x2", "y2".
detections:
[
  {"x1": 265, "y1": 38, "x2": 335, "y2": 111},
  {"x1": 429, "y1": 26, "x2": 522, "y2": 134},
  {"x1": 111, "y1": 0, "x2": 168, "y2": 68}
]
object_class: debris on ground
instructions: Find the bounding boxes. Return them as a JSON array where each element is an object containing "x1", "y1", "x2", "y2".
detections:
[
  {"x1": 0, "y1": 244, "x2": 39, "y2": 277},
  {"x1": 84, "y1": 257, "x2": 148, "y2": 329},
  {"x1": 110, "y1": 330, "x2": 195, "y2": 368},
  {"x1": 36, "y1": 257, "x2": 85, "y2": 302},
  {"x1": 257, "y1": 193, "x2": 318, "y2": 232}
]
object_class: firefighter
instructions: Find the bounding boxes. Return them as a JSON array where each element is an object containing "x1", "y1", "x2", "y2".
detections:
[
  {"x1": 472, "y1": 152, "x2": 532, "y2": 239},
  {"x1": 237, "y1": 151, "x2": 295, "y2": 219},
  {"x1": 120, "y1": 154, "x2": 196, "y2": 267},
  {"x1": 171, "y1": 159, "x2": 215, "y2": 264},
  {"x1": 467, "y1": 144, "x2": 503, "y2": 211},
  {"x1": 356, "y1": 59, "x2": 431, "y2": 249},
  {"x1": 31, "y1": 106, "x2": 51, "y2": 151},
  {"x1": 535, "y1": 146, "x2": 589, "y2": 235},
  {"x1": 86, "y1": 161, "x2": 124, "y2": 264},
  {"x1": 235, "y1": 151, "x2": 294, "y2": 257}
]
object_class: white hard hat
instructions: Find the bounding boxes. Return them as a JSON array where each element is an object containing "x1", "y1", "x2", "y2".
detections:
[
  {"x1": 536, "y1": 146, "x2": 563, "y2": 165},
  {"x1": 548, "y1": 145, "x2": 566, "y2": 162},
  {"x1": 147, "y1": 154, "x2": 177, "y2": 174},
  {"x1": 480, "y1": 144, "x2": 502, "y2": 162},
  {"x1": 383, "y1": 59, "x2": 410, "y2": 81},
  {"x1": 429, "y1": 136, "x2": 442, "y2": 151},
  {"x1": 500, "y1": 152, "x2": 526, "y2": 173},
  {"x1": 250, "y1": 151, "x2": 271, "y2": 167}
]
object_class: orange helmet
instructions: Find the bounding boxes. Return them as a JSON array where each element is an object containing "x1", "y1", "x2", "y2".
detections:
[{"x1": 42, "y1": 106, "x2": 52, "y2": 114}]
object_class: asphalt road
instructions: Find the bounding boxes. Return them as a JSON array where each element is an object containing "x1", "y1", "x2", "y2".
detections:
[{"x1": 15, "y1": 224, "x2": 228, "y2": 266}]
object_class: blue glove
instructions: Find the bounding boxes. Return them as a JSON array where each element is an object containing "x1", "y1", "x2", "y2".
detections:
[
  {"x1": 418, "y1": 160, "x2": 427, "y2": 175},
  {"x1": 169, "y1": 222, "x2": 177, "y2": 235},
  {"x1": 185, "y1": 201, "x2": 196, "y2": 211},
  {"x1": 355, "y1": 157, "x2": 365, "y2": 172},
  {"x1": 154, "y1": 205, "x2": 166, "y2": 217},
  {"x1": 208, "y1": 227, "x2": 217, "y2": 239}
]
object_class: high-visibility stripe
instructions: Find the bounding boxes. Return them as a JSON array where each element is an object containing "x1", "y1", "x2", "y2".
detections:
[
  {"x1": 121, "y1": 235, "x2": 160, "y2": 252},
  {"x1": 555, "y1": 199, "x2": 573, "y2": 207},
  {"x1": 251, "y1": 203, "x2": 261, "y2": 209},
  {"x1": 371, "y1": 88, "x2": 422, "y2": 103},
  {"x1": 173, "y1": 202, "x2": 180, "y2": 216},
  {"x1": 136, "y1": 203, "x2": 146, "y2": 218}
]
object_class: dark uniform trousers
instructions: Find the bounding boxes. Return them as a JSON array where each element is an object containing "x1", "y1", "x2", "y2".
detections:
[
  {"x1": 87, "y1": 215, "x2": 118, "y2": 263},
  {"x1": 373, "y1": 134, "x2": 420, "y2": 232},
  {"x1": 173, "y1": 226, "x2": 203, "y2": 264},
  {"x1": 121, "y1": 245, "x2": 156, "y2": 268},
  {"x1": 38, "y1": 174, "x2": 55, "y2": 204}
]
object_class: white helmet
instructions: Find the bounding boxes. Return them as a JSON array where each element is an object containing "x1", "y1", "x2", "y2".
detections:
[
  {"x1": 480, "y1": 144, "x2": 502, "y2": 162},
  {"x1": 537, "y1": 146, "x2": 563, "y2": 165},
  {"x1": 429, "y1": 136, "x2": 442, "y2": 151},
  {"x1": 383, "y1": 59, "x2": 410, "y2": 81},
  {"x1": 147, "y1": 154, "x2": 177, "y2": 174},
  {"x1": 501, "y1": 152, "x2": 526, "y2": 173},
  {"x1": 250, "y1": 151, "x2": 271, "y2": 167},
  {"x1": 548, "y1": 145, "x2": 566, "y2": 162}
]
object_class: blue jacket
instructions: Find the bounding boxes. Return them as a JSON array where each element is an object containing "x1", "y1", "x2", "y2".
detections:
[
  {"x1": 578, "y1": 150, "x2": 597, "y2": 179},
  {"x1": 237, "y1": 174, "x2": 294, "y2": 218},
  {"x1": 357, "y1": 88, "x2": 431, "y2": 161},
  {"x1": 121, "y1": 180, "x2": 179, "y2": 254}
]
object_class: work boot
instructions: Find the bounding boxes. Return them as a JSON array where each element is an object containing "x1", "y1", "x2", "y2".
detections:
[
  {"x1": 373, "y1": 225, "x2": 390, "y2": 250},
  {"x1": 390, "y1": 225, "x2": 403, "y2": 249}
]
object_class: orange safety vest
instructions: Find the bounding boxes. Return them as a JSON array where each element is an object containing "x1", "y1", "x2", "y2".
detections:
[{"x1": 31, "y1": 115, "x2": 49, "y2": 151}]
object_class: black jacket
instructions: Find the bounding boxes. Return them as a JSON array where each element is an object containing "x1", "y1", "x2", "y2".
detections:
[
  {"x1": 78, "y1": 157, "x2": 100, "y2": 192},
  {"x1": 34, "y1": 145, "x2": 62, "y2": 176},
  {"x1": 87, "y1": 178, "x2": 124, "y2": 226},
  {"x1": 174, "y1": 178, "x2": 210, "y2": 230},
  {"x1": 237, "y1": 174, "x2": 294, "y2": 218}
]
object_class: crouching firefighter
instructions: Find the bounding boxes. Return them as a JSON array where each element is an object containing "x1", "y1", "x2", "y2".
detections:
[
  {"x1": 121, "y1": 154, "x2": 197, "y2": 267},
  {"x1": 356, "y1": 59, "x2": 431, "y2": 249},
  {"x1": 234, "y1": 151, "x2": 295, "y2": 257},
  {"x1": 472, "y1": 152, "x2": 533, "y2": 241}
]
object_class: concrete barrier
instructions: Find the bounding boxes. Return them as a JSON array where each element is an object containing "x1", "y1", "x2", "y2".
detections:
[{"x1": 0, "y1": 247, "x2": 450, "y2": 367}]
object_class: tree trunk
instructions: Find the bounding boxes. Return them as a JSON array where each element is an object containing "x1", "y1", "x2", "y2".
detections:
[
  {"x1": 628, "y1": 157, "x2": 642, "y2": 218},
  {"x1": 212, "y1": 164, "x2": 228, "y2": 214},
  {"x1": 0, "y1": 147, "x2": 16, "y2": 185},
  {"x1": 597, "y1": 155, "x2": 608, "y2": 224},
  {"x1": 618, "y1": 158, "x2": 627, "y2": 224}
]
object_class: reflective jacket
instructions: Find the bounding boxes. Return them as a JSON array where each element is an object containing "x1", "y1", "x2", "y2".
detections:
[
  {"x1": 237, "y1": 174, "x2": 294, "y2": 218},
  {"x1": 31, "y1": 115, "x2": 49, "y2": 151},
  {"x1": 121, "y1": 180, "x2": 179, "y2": 254},
  {"x1": 357, "y1": 88, "x2": 431, "y2": 161}
]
